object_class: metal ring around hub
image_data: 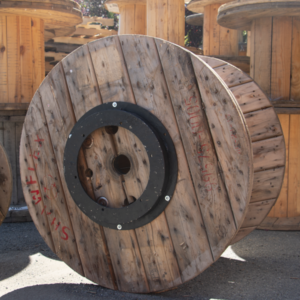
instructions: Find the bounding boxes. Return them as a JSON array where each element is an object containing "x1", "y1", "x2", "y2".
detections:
[{"x1": 64, "y1": 102, "x2": 178, "y2": 230}]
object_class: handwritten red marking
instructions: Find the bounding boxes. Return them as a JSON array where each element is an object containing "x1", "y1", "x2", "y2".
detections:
[
  {"x1": 61, "y1": 227, "x2": 70, "y2": 241},
  {"x1": 27, "y1": 176, "x2": 37, "y2": 186}
]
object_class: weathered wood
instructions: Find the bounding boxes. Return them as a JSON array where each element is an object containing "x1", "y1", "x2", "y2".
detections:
[
  {"x1": 271, "y1": 17, "x2": 292, "y2": 102},
  {"x1": 244, "y1": 108, "x2": 283, "y2": 142},
  {"x1": 0, "y1": 0, "x2": 82, "y2": 29},
  {"x1": 217, "y1": 0, "x2": 300, "y2": 30},
  {"x1": 21, "y1": 35, "x2": 253, "y2": 293},
  {"x1": 242, "y1": 199, "x2": 276, "y2": 227},
  {"x1": 185, "y1": 13, "x2": 203, "y2": 26},
  {"x1": 147, "y1": 0, "x2": 185, "y2": 46},
  {"x1": 204, "y1": 57, "x2": 285, "y2": 240},
  {"x1": 231, "y1": 226, "x2": 256, "y2": 244},
  {"x1": 187, "y1": 1, "x2": 239, "y2": 56},
  {"x1": 0, "y1": 143, "x2": 12, "y2": 226}
]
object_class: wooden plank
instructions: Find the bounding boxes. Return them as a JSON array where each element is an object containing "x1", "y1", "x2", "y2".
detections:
[
  {"x1": 15, "y1": 122, "x2": 24, "y2": 206},
  {"x1": 38, "y1": 65, "x2": 116, "y2": 289},
  {"x1": 19, "y1": 129, "x2": 55, "y2": 251},
  {"x1": 203, "y1": 5, "x2": 210, "y2": 56},
  {"x1": 119, "y1": 35, "x2": 214, "y2": 283},
  {"x1": 219, "y1": 25, "x2": 238, "y2": 56},
  {"x1": 274, "y1": 108, "x2": 300, "y2": 114},
  {"x1": 252, "y1": 136, "x2": 285, "y2": 172},
  {"x1": 287, "y1": 114, "x2": 300, "y2": 217},
  {"x1": 20, "y1": 16, "x2": 33, "y2": 103},
  {"x1": 209, "y1": 4, "x2": 220, "y2": 56},
  {"x1": 242, "y1": 198, "x2": 276, "y2": 228},
  {"x1": 244, "y1": 107, "x2": 283, "y2": 142},
  {"x1": 271, "y1": 17, "x2": 293, "y2": 102},
  {"x1": 31, "y1": 18, "x2": 45, "y2": 94},
  {"x1": 230, "y1": 81, "x2": 272, "y2": 114},
  {"x1": 272, "y1": 216, "x2": 300, "y2": 230},
  {"x1": 191, "y1": 54, "x2": 253, "y2": 228},
  {"x1": 63, "y1": 42, "x2": 150, "y2": 293},
  {"x1": 156, "y1": 39, "x2": 236, "y2": 260},
  {"x1": 198, "y1": 55, "x2": 226, "y2": 69},
  {"x1": 0, "y1": 116, "x2": 25, "y2": 122},
  {"x1": 258, "y1": 216, "x2": 277, "y2": 229},
  {"x1": 231, "y1": 227, "x2": 256, "y2": 244},
  {"x1": 4, "y1": 122, "x2": 17, "y2": 205},
  {"x1": 7, "y1": 15, "x2": 21, "y2": 103},
  {"x1": 251, "y1": 18, "x2": 272, "y2": 98},
  {"x1": 24, "y1": 94, "x2": 84, "y2": 275},
  {"x1": 0, "y1": 103, "x2": 29, "y2": 110},
  {"x1": 251, "y1": 167, "x2": 285, "y2": 203},
  {"x1": 273, "y1": 114, "x2": 290, "y2": 218},
  {"x1": 0, "y1": 16, "x2": 8, "y2": 103},
  {"x1": 213, "y1": 64, "x2": 252, "y2": 88},
  {"x1": 291, "y1": 17, "x2": 300, "y2": 102},
  {"x1": 89, "y1": 36, "x2": 182, "y2": 292}
]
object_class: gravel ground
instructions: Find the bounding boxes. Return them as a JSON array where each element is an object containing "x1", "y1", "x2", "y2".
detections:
[{"x1": 0, "y1": 222, "x2": 299, "y2": 300}]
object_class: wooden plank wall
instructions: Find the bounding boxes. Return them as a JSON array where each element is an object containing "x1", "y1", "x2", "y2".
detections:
[{"x1": 0, "y1": 15, "x2": 44, "y2": 104}]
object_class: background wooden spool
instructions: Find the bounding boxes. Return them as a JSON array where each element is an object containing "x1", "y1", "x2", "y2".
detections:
[
  {"x1": 105, "y1": 0, "x2": 146, "y2": 35},
  {"x1": 0, "y1": 0, "x2": 82, "y2": 221},
  {"x1": 0, "y1": 143, "x2": 12, "y2": 226},
  {"x1": 20, "y1": 35, "x2": 253, "y2": 293},
  {"x1": 218, "y1": 0, "x2": 300, "y2": 230},
  {"x1": 200, "y1": 56, "x2": 285, "y2": 242},
  {"x1": 187, "y1": 0, "x2": 240, "y2": 56}
]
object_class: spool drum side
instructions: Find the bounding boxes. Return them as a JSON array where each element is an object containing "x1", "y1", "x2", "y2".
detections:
[{"x1": 200, "y1": 56, "x2": 286, "y2": 242}]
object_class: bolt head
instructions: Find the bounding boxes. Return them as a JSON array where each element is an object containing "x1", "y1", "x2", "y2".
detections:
[
  {"x1": 117, "y1": 224, "x2": 122, "y2": 230},
  {"x1": 112, "y1": 102, "x2": 117, "y2": 108},
  {"x1": 165, "y1": 195, "x2": 170, "y2": 201}
]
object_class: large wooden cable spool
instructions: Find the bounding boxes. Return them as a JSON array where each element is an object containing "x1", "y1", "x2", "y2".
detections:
[
  {"x1": 0, "y1": 143, "x2": 12, "y2": 226},
  {"x1": 20, "y1": 35, "x2": 253, "y2": 293},
  {"x1": 200, "y1": 56, "x2": 285, "y2": 242}
]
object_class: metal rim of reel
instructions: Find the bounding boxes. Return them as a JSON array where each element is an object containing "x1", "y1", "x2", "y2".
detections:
[{"x1": 64, "y1": 101, "x2": 178, "y2": 230}]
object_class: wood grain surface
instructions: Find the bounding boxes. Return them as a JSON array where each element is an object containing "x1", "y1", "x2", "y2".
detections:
[
  {"x1": 0, "y1": 143, "x2": 12, "y2": 226},
  {"x1": 20, "y1": 36, "x2": 253, "y2": 293},
  {"x1": 200, "y1": 56, "x2": 285, "y2": 241},
  {"x1": 0, "y1": 0, "x2": 82, "y2": 29}
]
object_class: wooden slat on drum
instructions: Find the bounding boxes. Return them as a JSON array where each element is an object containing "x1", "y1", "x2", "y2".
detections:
[
  {"x1": 20, "y1": 36, "x2": 253, "y2": 293},
  {"x1": 201, "y1": 56, "x2": 285, "y2": 242}
]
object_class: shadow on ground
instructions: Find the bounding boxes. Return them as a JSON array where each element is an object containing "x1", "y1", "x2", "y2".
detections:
[
  {"x1": 0, "y1": 223, "x2": 59, "y2": 281},
  {"x1": 1, "y1": 223, "x2": 300, "y2": 300}
]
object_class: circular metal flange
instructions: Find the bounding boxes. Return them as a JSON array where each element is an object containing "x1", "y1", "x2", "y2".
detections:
[{"x1": 64, "y1": 102, "x2": 178, "y2": 230}]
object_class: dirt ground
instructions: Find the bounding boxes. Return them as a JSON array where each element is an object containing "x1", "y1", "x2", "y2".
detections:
[{"x1": 0, "y1": 222, "x2": 299, "y2": 300}]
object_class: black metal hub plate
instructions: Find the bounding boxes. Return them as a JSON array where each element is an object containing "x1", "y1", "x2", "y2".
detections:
[{"x1": 64, "y1": 102, "x2": 178, "y2": 230}]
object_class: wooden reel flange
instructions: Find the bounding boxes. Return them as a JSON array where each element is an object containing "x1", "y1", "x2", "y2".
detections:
[
  {"x1": 218, "y1": 0, "x2": 300, "y2": 230},
  {"x1": 0, "y1": 144, "x2": 12, "y2": 226},
  {"x1": 187, "y1": 0, "x2": 239, "y2": 56},
  {"x1": 186, "y1": 13, "x2": 204, "y2": 26},
  {"x1": 201, "y1": 56, "x2": 285, "y2": 242},
  {"x1": 20, "y1": 35, "x2": 253, "y2": 293}
]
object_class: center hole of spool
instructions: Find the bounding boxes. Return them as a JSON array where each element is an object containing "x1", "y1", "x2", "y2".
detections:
[
  {"x1": 105, "y1": 126, "x2": 118, "y2": 135},
  {"x1": 113, "y1": 155, "x2": 131, "y2": 175}
]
